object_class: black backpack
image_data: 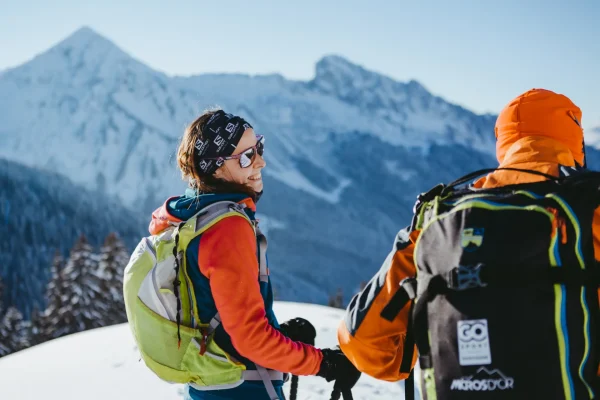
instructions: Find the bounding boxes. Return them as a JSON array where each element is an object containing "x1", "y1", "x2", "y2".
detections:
[{"x1": 389, "y1": 168, "x2": 600, "y2": 400}]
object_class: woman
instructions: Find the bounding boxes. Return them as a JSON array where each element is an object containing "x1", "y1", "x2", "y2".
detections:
[{"x1": 149, "y1": 109, "x2": 360, "y2": 400}]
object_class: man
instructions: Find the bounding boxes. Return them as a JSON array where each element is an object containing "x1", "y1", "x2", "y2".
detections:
[{"x1": 338, "y1": 89, "x2": 600, "y2": 396}]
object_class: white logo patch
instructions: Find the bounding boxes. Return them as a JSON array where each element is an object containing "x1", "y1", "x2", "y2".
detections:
[
  {"x1": 458, "y1": 319, "x2": 492, "y2": 366},
  {"x1": 450, "y1": 367, "x2": 514, "y2": 391},
  {"x1": 225, "y1": 122, "x2": 236, "y2": 133},
  {"x1": 213, "y1": 135, "x2": 225, "y2": 146}
]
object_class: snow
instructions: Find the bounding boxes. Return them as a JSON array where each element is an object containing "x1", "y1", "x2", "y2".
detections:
[
  {"x1": 254, "y1": 213, "x2": 286, "y2": 236},
  {"x1": 0, "y1": 27, "x2": 497, "y2": 210},
  {"x1": 383, "y1": 161, "x2": 418, "y2": 182},
  {"x1": 0, "y1": 302, "x2": 417, "y2": 400},
  {"x1": 265, "y1": 168, "x2": 352, "y2": 204}
]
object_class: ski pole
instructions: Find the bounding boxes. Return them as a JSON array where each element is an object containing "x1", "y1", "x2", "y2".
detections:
[
  {"x1": 288, "y1": 320, "x2": 317, "y2": 400},
  {"x1": 289, "y1": 375, "x2": 299, "y2": 400},
  {"x1": 330, "y1": 386, "x2": 353, "y2": 400},
  {"x1": 330, "y1": 387, "x2": 341, "y2": 400},
  {"x1": 342, "y1": 388, "x2": 354, "y2": 400}
]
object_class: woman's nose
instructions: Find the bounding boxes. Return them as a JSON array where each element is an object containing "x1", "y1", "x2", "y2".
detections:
[{"x1": 254, "y1": 153, "x2": 266, "y2": 169}]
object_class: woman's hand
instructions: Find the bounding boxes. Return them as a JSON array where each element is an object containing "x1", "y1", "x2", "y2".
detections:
[
  {"x1": 317, "y1": 347, "x2": 362, "y2": 390},
  {"x1": 279, "y1": 317, "x2": 317, "y2": 345}
]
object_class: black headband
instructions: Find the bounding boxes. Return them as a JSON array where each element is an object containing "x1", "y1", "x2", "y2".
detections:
[{"x1": 193, "y1": 110, "x2": 253, "y2": 176}]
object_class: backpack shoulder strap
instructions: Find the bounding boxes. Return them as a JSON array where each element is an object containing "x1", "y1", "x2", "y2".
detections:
[
  {"x1": 444, "y1": 167, "x2": 559, "y2": 193},
  {"x1": 193, "y1": 201, "x2": 252, "y2": 234},
  {"x1": 176, "y1": 201, "x2": 254, "y2": 249}
]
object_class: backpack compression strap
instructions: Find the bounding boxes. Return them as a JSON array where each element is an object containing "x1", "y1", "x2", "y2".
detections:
[
  {"x1": 380, "y1": 277, "x2": 418, "y2": 400},
  {"x1": 432, "y1": 263, "x2": 600, "y2": 292}
]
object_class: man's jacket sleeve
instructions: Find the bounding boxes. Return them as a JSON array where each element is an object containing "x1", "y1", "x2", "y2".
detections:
[{"x1": 337, "y1": 227, "x2": 419, "y2": 381}]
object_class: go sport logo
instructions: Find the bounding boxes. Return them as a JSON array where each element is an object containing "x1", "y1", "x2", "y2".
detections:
[{"x1": 450, "y1": 367, "x2": 515, "y2": 391}]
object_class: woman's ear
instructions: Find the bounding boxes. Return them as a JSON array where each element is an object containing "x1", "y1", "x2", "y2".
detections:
[
  {"x1": 213, "y1": 167, "x2": 224, "y2": 180},
  {"x1": 213, "y1": 165, "x2": 232, "y2": 181}
]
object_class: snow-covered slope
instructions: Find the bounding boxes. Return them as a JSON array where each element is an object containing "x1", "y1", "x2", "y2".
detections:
[
  {"x1": 0, "y1": 27, "x2": 501, "y2": 306},
  {"x1": 0, "y1": 302, "x2": 417, "y2": 400}
]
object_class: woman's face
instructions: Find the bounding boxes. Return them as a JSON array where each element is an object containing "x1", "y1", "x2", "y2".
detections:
[{"x1": 213, "y1": 128, "x2": 266, "y2": 193}]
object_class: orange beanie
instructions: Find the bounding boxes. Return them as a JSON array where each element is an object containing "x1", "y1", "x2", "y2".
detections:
[{"x1": 495, "y1": 89, "x2": 584, "y2": 165}]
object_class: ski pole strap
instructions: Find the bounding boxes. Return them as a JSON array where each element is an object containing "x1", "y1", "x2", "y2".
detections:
[{"x1": 380, "y1": 277, "x2": 417, "y2": 322}]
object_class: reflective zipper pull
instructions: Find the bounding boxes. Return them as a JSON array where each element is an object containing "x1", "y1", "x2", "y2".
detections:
[
  {"x1": 547, "y1": 207, "x2": 568, "y2": 244},
  {"x1": 559, "y1": 217, "x2": 568, "y2": 244}
]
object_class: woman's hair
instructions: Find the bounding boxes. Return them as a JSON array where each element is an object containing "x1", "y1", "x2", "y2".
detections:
[{"x1": 177, "y1": 109, "x2": 258, "y2": 200}]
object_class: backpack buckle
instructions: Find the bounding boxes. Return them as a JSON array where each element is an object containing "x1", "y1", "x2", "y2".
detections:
[
  {"x1": 449, "y1": 263, "x2": 487, "y2": 290},
  {"x1": 400, "y1": 277, "x2": 417, "y2": 300}
]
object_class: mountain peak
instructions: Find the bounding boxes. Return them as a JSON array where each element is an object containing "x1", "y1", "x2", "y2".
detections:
[
  {"x1": 313, "y1": 54, "x2": 369, "y2": 85},
  {"x1": 309, "y1": 54, "x2": 433, "y2": 116},
  {"x1": 58, "y1": 26, "x2": 114, "y2": 47},
  {"x1": 53, "y1": 26, "x2": 130, "y2": 61},
  {"x1": 2, "y1": 26, "x2": 145, "y2": 85},
  {"x1": 316, "y1": 55, "x2": 362, "y2": 72}
]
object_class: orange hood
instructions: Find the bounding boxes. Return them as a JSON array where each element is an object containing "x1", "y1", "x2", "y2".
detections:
[
  {"x1": 495, "y1": 89, "x2": 584, "y2": 166},
  {"x1": 474, "y1": 136, "x2": 577, "y2": 188}
]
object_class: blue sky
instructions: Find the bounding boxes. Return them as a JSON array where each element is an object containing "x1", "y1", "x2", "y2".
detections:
[{"x1": 2, "y1": 0, "x2": 599, "y2": 128}]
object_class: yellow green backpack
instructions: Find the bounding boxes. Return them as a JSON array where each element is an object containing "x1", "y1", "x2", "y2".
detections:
[{"x1": 123, "y1": 201, "x2": 283, "y2": 398}]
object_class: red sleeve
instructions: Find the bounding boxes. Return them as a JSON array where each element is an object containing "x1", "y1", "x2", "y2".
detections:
[{"x1": 198, "y1": 216, "x2": 323, "y2": 375}]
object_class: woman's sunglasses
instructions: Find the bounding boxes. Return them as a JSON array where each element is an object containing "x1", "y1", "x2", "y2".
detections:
[{"x1": 202, "y1": 135, "x2": 265, "y2": 169}]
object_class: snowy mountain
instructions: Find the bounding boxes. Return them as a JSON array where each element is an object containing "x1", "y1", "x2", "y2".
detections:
[
  {"x1": 585, "y1": 126, "x2": 600, "y2": 149},
  {"x1": 0, "y1": 26, "x2": 509, "y2": 306},
  {"x1": 0, "y1": 158, "x2": 145, "y2": 316},
  {"x1": 0, "y1": 302, "x2": 418, "y2": 400}
]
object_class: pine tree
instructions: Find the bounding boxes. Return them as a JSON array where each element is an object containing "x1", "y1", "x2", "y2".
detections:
[
  {"x1": 38, "y1": 250, "x2": 66, "y2": 341},
  {"x1": 97, "y1": 232, "x2": 129, "y2": 325},
  {"x1": 0, "y1": 275, "x2": 5, "y2": 316},
  {"x1": 328, "y1": 288, "x2": 344, "y2": 309},
  {"x1": 0, "y1": 307, "x2": 30, "y2": 357},
  {"x1": 28, "y1": 306, "x2": 42, "y2": 346},
  {"x1": 53, "y1": 235, "x2": 104, "y2": 338}
]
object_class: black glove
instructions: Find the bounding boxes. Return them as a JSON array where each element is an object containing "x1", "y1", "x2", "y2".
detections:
[
  {"x1": 279, "y1": 317, "x2": 317, "y2": 345},
  {"x1": 317, "y1": 347, "x2": 361, "y2": 390}
]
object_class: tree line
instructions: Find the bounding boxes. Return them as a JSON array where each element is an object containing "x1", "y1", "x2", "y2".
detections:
[{"x1": 0, "y1": 232, "x2": 129, "y2": 358}]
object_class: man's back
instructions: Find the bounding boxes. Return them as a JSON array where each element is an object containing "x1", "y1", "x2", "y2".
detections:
[{"x1": 337, "y1": 89, "x2": 600, "y2": 399}]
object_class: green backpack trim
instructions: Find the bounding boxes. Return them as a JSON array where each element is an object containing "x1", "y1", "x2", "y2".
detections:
[{"x1": 123, "y1": 201, "x2": 255, "y2": 388}]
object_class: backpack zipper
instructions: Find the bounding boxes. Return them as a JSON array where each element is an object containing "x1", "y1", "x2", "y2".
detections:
[{"x1": 547, "y1": 207, "x2": 568, "y2": 245}]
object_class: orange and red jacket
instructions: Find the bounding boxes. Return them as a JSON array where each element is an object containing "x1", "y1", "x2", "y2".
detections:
[
  {"x1": 150, "y1": 192, "x2": 323, "y2": 376},
  {"x1": 338, "y1": 137, "x2": 600, "y2": 381}
]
